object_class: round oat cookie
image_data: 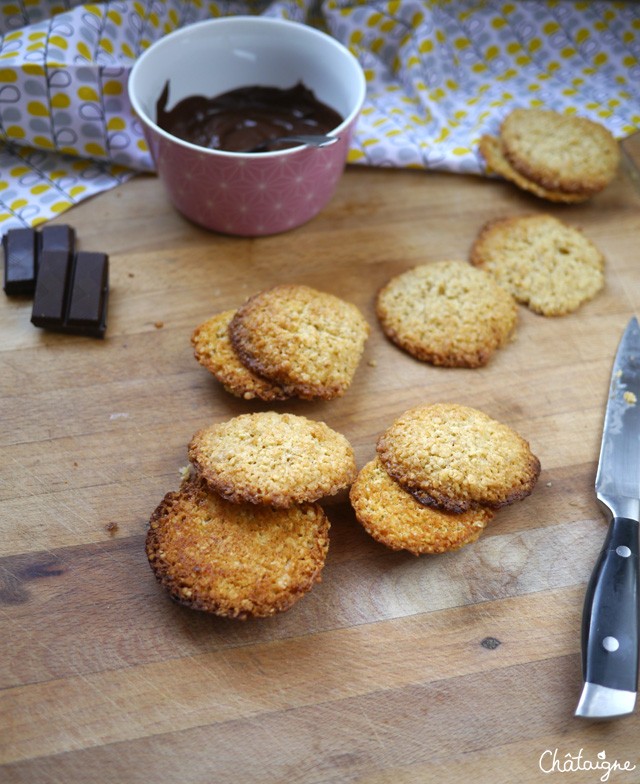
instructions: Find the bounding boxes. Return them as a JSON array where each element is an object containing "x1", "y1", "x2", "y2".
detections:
[
  {"x1": 376, "y1": 260, "x2": 517, "y2": 368},
  {"x1": 191, "y1": 310, "x2": 291, "y2": 401},
  {"x1": 188, "y1": 411, "x2": 357, "y2": 507},
  {"x1": 478, "y1": 134, "x2": 590, "y2": 204},
  {"x1": 470, "y1": 214, "x2": 605, "y2": 316},
  {"x1": 146, "y1": 477, "x2": 330, "y2": 619},
  {"x1": 376, "y1": 403, "x2": 540, "y2": 513},
  {"x1": 500, "y1": 109, "x2": 620, "y2": 195},
  {"x1": 229, "y1": 284, "x2": 370, "y2": 400},
  {"x1": 350, "y1": 457, "x2": 494, "y2": 555}
]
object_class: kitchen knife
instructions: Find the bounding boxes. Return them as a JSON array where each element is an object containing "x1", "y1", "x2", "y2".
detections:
[{"x1": 576, "y1": 316, "x2": 640, "y2": 719}]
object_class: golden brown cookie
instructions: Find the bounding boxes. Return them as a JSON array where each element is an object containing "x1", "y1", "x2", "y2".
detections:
[
  {"x1": 375, "y1": 260, "x2": 517, "y2": 368},
  {"x1": 350, "y1": 457, "x2": 493, "y2": 555},
  {"x1": 146, "y1": 476, "x2": 330, "y2": 619},
  {"x1": 479, "y1": 134, "x2": 590, "y2": 204},
  {"x1": 188, "y1": 411, "x2": 357, "y2": 507},
  {"x1": 229, "y1": 284, "x2": 370, "y2": 400},
  {"x1": 470, "y1": 214, "x2": 605, "y2": 316},
  {"x1": 191, "y1": 310, "x2": 292, "y2": 401},
  {"x1": 376, "y1": 403, "x2": 540, "y2": 513},
  {"x1": 499, "y1": 108, "x2": 620, "y2": 195}
]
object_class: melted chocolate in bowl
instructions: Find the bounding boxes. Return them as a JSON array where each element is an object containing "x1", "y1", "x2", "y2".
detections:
[{"x1": 155, "y1": 81, "x2": 343, "y2": 153}]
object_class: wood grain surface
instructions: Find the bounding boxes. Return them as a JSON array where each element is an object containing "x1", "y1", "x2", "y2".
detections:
[{"x1": 2, "y1": 142, "x2": 640, "y2": 783}]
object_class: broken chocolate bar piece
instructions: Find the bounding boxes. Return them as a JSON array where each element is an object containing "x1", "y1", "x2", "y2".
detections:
[
  {"x1": 31, "y1": 249, "x2": 109, "y2": 338},
  {"x1": 31, "y1": 249, "x2": 73, "y2": 328},
  {"x1": 3, "y1": 224, "x2": 76, "y2": 296},
  {"x1": 3, "y1": 228, "x2": 38, "y2": 295},
  {"x1": 40, "y1": 224, "x2": 76, "y2": 256},
  {"x1": 67, "y1": 252, "x2": 109, "y2": 334}
]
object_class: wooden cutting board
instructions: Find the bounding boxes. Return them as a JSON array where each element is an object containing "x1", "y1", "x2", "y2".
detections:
[{"x1": 2, "y1": 141, "x2": 640, "y2": 783}]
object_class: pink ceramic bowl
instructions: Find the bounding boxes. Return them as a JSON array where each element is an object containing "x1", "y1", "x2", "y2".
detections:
[{"x1": 128, "y1": 16, "x2": 366, "y2": 236}]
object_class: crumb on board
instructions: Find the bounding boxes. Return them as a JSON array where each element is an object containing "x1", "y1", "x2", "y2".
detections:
[
  {"x1": 105, "y1": 521, "x2": 119, "y2": 536},
  {"x1": 367, "y1": 359, "x2": 378, "y2": 367},
  {"x1": 154, "y1": 321, "x2": 164, "y2": 329}
]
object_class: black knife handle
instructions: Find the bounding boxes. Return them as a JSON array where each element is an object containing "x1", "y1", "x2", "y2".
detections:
[{"x1": 581, "y1": 517, "x2": 639, "y2": 692}]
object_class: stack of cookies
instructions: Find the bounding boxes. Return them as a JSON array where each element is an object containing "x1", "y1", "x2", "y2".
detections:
[
  {"x1": 375, "y1": 260, "x2": 518, "y2": 367},
  {"x1": 146, "y1": 411, "x2": 357, "y2": 619},
  {"x1": 479, "y1": 108, "x2": 620, "y2": 203},
  {"x1": 350, "y1": 403, "x2": 540, "y2": 556},
  {"x1": 192, "y1": 283, "x2": 370, "y2": 401}
]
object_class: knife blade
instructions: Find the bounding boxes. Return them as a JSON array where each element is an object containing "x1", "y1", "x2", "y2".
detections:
[{"x1": 575, "y1": 316, "x2": 640, "y2": 719}]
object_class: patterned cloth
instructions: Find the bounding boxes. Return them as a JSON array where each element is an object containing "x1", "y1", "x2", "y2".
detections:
[{"x1": 0, "y1": 0, "x2": 639, "y2": 234}]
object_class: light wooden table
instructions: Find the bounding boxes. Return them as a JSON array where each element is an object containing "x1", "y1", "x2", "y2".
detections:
[{"x1": 2, "y1": 144, "x2": 640, "y2": 783}]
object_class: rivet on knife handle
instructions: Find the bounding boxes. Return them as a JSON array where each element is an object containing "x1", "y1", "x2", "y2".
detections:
[{"x1": 576, "y1": 316, "x2": 640, "y2": 719}]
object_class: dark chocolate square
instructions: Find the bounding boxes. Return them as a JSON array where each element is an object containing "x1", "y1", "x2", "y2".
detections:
[
  {"x1": 3, "y1": 228, "x2": 38, "y2": 295},
  {"x1": 67, "y1": 252, "x2": 109, "y2": 337},
  {"x1": 31, "y1": 249, "x2": 73, "y2": 328},
  {"x1": 40, "y1": 224, "x2": 76, "y2": 255}
]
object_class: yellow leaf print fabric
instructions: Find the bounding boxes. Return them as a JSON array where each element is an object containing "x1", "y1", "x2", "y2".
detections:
[{"x1": 0, "y1": 0, "x2": 638, "y2": 234}]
